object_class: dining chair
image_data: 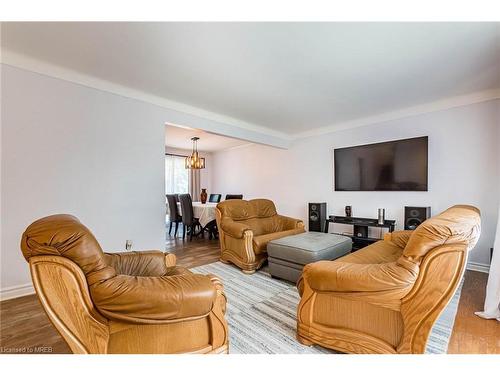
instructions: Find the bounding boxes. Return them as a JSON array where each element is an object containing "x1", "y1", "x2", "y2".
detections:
[
  {"x1": 225, "y1": 194, "x2": 243, "y2": 200},
  {"x1": 209, "y1": 194, "x2": 222, "y2": 203},
  {"x1": 179, "y1": 194, "x2": 202, "y2": 241},
  {"x1": 166, "y1": 194, "x2": 182, "y2": 236},
  {"x1": 204, "y1": 220, "x2": 219, "y2": 240}
]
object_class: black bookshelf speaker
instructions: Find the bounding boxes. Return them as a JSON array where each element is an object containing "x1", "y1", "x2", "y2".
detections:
[
  {"x1": 404, "y1": 206, "x2": 431, "y2": 230},
  {"x1": 309, "y1": 203, "x2": 327, "y2": 232}
]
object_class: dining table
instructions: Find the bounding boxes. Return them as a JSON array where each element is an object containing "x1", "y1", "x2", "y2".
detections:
[{"x1": 176, "y1": 201, "x2": 218, "y2": 228}]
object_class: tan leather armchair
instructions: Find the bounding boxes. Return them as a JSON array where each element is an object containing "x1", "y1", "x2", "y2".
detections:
[
  {"x1": 20, "y1": 214, "x2": 228, "y2": 354},
  {"x1": 216, "y1": 199, "x2": 305, "y2": 273},
  {"x1": 297, "y1": 205, "x2": 481, "y2": 354}
]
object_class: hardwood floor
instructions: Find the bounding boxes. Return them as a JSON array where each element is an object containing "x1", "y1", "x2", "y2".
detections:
[
  {"x1": 447, "y1": 270, "x2": 500, "y2": 354},
  {"x1": 0, "y1": 293, "x2": 71, "y2": 354},
  {"x1": 0, "y1": 231, "x2": 498, "y2": 354},
  {"x1": 166, "y1": 230, "x2": 220, "y2": 268}
]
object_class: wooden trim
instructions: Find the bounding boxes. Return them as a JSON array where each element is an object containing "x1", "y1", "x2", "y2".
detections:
[
  {"x1": 297, "y1": 323, "x2": 397, "y2": 354},
  {"x1": 398, "y1": 244, "x2": 467, "y2": 353},
  {"x1": 25, "y1": 254, "x2": 228, "y2": 354},
  {"x1": 29, "y1": 256, "x2": 109, "y2": 354},
  {"x1": 164, "y1": 253, "x2": 177, "y2": 267},
  {"x1": 466, "y1": 261, "x2": 490, "y2": 273},
  {"x1": 0, "y1": 283, "x2": 35, "y2": 301}
]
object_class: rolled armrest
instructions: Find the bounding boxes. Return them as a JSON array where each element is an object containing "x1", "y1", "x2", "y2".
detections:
[
  {"x1": 104, "y1": 250, "x2": 168, "y2": 276},
  {"x1": 220, "y1": 218, "x2": 252, "y2": 238},
  {"x1": 90, "y1": 273, "x2": 217, "y2": 323},
  {"x1": 384, "y1": 230, "x2": 413, "y2": 249},
  {"x1": 302, "y1": 259, "x2": 417, "y2": 294},
  {"x1": 276, "y1": 215, "x2": 304, "y2": 230}
]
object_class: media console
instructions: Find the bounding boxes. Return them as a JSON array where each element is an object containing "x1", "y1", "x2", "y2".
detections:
[{"x1": 324, "y1": 215, "x2": 396, "y2": 251}]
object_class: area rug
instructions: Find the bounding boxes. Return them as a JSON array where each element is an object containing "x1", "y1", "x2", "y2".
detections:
[{"x1": 191, "y1": 261, "x2": 463, "y2": 354}]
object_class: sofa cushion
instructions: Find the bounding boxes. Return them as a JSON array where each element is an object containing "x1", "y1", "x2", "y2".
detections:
[
  {"x1": 220, "y1": 218, "x2": 251, "y2": 238},
  {"x1": 302, "y1": 260, "x2": 418, "y2": 304},
  {"x1": 104, "y1": 250, "x2": 168, "y2": 277},
  {"x1": 338, "y1": 239, "x2": 404, "y2": 265},
  {"x1": 237, "y1": 216, "x2": 282, "y2": 236}
]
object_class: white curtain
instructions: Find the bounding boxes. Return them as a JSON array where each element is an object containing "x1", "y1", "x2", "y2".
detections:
[
  {"x1": 475, "y1": 204, "x2": 500, "y2": 321},
  {"x1": 165, "y1": 155, "x2": 175, "y2": 195},
  {"x1": 165, "y1": 154, "x2": 189, "y2": 218},
  {"x1": 165, "y1": 153, "x2": 201, "y2": 203},
  {"x1": 165, "y1": 154, "x2": 189, "y2": 195}
]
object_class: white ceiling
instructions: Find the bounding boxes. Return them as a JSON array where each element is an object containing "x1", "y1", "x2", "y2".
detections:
[
  {"x1": 2, "y1": 22, "x2": 499, "y2": 136},
  {"x1": 165, "y1": 124, "x2": 250, "y2": 152}
]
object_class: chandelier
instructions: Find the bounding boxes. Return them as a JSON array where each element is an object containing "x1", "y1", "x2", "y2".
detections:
[{"x1": 185, "y1": 137, "x2": 205, "y2": 169}]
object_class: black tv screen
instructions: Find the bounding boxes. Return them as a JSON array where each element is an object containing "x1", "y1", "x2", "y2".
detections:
[{"x1": 334, "y1": 136, "x2": 428, "y2": 191}]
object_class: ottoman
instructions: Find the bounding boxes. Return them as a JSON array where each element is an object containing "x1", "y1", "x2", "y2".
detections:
[{"x1": 267, "y1": 232, "x2": 352, "y2": 283}]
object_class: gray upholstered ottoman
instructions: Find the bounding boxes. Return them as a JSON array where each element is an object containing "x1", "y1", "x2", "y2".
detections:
[{"x1": 267, "y1": 232, "x2": 352, "y2": 283}]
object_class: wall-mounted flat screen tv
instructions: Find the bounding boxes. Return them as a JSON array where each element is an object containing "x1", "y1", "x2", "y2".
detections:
[{"x1": 334, "y1": 136, "x2": 428, "y2": 191}]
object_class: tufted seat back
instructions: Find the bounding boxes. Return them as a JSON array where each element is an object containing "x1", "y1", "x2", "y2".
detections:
[
  {"x1": 403, "y1": 205, "x2": 481, "y2": 260},
  {"x1": 217, "y1": 198, "x2": 277, "y2": 221},
  {"x1": 21, "y1": 214, "x2": 116, "y2": 286}
]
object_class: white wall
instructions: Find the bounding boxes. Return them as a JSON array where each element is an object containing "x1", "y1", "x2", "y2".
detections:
[
  {"x1": 212, "y1": 100, "x2": 500, "y2": 267},
  {"x1": 165, "y1": 146, "x2": 213, "y2": 195},
  {"x1": 0, "y1": 65, "x2": 163, "y2": 296},
  {"x1": 1, "y1": 65, "x2": 251, "y2": 298}
]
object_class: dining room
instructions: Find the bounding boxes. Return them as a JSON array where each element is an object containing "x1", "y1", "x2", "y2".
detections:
[{"x1": 164, "y1": 123, "x2": 252, "y2": 261}]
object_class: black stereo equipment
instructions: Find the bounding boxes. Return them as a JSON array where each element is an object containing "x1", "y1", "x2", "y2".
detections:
[
  {"x1": 404, "y1": 206, "x2": 431, "y2": 230},
  {"x1": 353, "y1": 225, "x2": 368, "y2": 238},
  {"x1": 309, "y1": 203, "x2": 327, "y2": 232}
]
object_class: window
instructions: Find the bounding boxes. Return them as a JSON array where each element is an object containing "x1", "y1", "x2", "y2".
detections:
[{"x1": 165, "y1": 154, "x2": 189, "y2": 194}]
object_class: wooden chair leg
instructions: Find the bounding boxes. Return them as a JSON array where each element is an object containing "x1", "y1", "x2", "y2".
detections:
[
  {"x1": 182, "y1": 223, "x2": 186, "y2": 239},
  {"x1": 168, "y1": 221, "x2": 173, "y2": 235},
  {"x1": 174, "y1": 221, "x2": 179, "y2": 237}
]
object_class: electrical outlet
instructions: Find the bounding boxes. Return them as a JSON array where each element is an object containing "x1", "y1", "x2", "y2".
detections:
[{"x1": 125, "y1": 240, "x2": 132, "y2": 251}]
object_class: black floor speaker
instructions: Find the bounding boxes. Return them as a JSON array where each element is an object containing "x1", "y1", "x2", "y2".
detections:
[
  {"x1": 404, "y1": 206, "x2": 431, "y2": 230},
  {"x1": 309, "y1": 203, "x2": 327, "y2": 232}
]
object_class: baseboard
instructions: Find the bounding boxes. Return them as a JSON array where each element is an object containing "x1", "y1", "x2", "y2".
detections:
[
  {"x1": 466, "y1": 261, "x2": 490, "y2": 274},
  {"x1": 0, "y1": 283, "x2": 35, "y2": 301}
]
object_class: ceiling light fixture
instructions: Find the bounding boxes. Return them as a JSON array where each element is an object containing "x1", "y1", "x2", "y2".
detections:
[{"x1": 185, "y1": 137, "x2": 205, "y2": 169}]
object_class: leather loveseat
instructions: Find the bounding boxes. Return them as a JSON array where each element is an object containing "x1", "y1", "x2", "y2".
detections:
[
  {"x1": 296, "y1": 205, "x2": 481, "y2": 354},
  {"x1": 20, "y1": 214, "x2": 228, "y2": 354},
  {"x1": 216, "y1": 199, "x2": 305, "y2": 273}
]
